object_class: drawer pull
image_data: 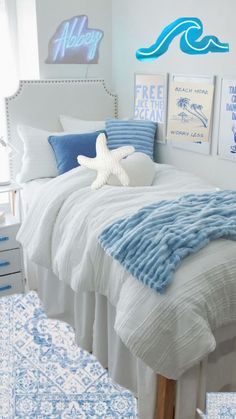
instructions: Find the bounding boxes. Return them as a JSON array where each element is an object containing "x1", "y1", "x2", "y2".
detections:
[
  {"x1": 0, "y1": 285, "x2": 12, "y2": 292},
  {"x1": 0, "y1": 236, "x2": 9, "y2": 242},
  {"x1": 0, "y1": 261, "x2": 10, "y2": 268}
]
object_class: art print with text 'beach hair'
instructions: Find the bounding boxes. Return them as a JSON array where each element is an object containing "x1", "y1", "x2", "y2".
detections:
[
  {"x1": 134, "y1": 74, "x2": 167, "y2": 143},
  {"x1": 136, "y1": 17, "x2": 229, "y2": 61},
  {"x1": 46, "y1": 15, "x2": 104, "y2": 64},
  {"x1": 167, "y1": 81, "x2": 214, "y2": 145},
  {"x1": 218, "y1": 78, "x2": 236, "y2": 162}
]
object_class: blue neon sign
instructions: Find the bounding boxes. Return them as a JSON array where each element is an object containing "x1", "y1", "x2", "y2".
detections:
[
  {"x1": 46, "y1": 15, "x2": 104, "y2": 64},
  {"x1": 136, "y1": 17, "x2": 229, "y2": 61}
]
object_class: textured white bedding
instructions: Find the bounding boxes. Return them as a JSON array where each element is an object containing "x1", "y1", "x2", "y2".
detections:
[
  {"x1": 18, "y1": 164, "x2": 236, "y2": 379},
  {"x1": 21, "y1": 178, "x2": 52, "y2": 214}
]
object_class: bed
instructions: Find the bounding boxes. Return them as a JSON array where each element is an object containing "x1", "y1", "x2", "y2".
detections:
[{"x1": 6, "y1": 80, "x2": 236, "y2": 419}]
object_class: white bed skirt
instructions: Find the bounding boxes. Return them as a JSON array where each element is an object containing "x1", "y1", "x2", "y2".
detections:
[{"x1": 26, "y1": 256, "x2": 236, "y2": 419}]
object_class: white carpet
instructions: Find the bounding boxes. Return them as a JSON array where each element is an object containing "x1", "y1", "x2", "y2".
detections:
[{"x1": 0, "y1": 291, "x2": 137, "y2": 418}]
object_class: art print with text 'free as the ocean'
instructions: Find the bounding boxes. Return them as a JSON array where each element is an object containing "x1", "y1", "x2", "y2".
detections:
[
  {"x1": 46, "y1": 15, "x2": 104, "y2": 64},
  {"x1": 136, "y1": 17, "x2": 229, "y2": 61},
  {"x1": 218, "y1": 79, "x2": 236, "y2": 162},
  {"x1": 134, "y1": 74, "x2": 167, "y2": 143}
]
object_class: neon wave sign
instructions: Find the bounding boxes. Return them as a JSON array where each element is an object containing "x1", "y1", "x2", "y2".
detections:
[
  {"x1": 136, "y1": 17, "x2": 229, "y2": 61},
  {"x1": 46, "y1": 15, "x2": 104, "y2": 64}
]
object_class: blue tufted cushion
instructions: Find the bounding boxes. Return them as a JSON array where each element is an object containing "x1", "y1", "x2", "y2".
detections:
[
  {"x1": 105, "y1": 119, "x2": 156, "y2": 159},
  {"x1": 48, "y1": 131, "x2": 103, "y2": 175}
]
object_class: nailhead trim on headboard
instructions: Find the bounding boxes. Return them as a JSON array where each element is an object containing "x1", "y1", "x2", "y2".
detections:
[{"x1": 5, "y1": 79, "x2": 118, "y2": 180}]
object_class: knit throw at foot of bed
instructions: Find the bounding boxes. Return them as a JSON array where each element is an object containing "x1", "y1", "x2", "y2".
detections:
[
  {"x1": 0, "y1": 292, "x2": 137, "y2": 418},
  {"x1": 99, "y1": 190, "x2": 236, "y2": 293}
]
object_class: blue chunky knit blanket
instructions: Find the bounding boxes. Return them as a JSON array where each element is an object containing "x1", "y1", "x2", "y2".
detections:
[{"x1": 99, "y1": 191, "x2": 236, "y2": 293}]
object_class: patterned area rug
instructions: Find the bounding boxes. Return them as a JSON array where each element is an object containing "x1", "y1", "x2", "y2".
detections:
[{"x1": 0, "y1": 292, "x2": 137, "y2": 418}]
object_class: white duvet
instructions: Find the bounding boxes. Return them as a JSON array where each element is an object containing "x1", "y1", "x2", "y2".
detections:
[{"x1": 18, "y1": 164, "x2": 236, "y2": 379}]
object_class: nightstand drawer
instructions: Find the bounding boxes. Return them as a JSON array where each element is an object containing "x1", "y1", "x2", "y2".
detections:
[
  {"x1": 0, "y1": 249, "x2": 21, "y2": 276},
  {"x1": 0, "y1": 272, "x2": 24, "y2": 297},
  {"x1": 0, "y1": 224, "x2": 20, "y2": 251}
]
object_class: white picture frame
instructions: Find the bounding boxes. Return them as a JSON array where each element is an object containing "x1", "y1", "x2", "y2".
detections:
[
  {"x1": 167, "y1": 74, "x2": 215, "y2": 155},
  {"x1": 134, "y1": 73, "x2": 168, "y2": 143},
  {"x1": 218, "y1": 77, "x2": 236, "y2": 162}
]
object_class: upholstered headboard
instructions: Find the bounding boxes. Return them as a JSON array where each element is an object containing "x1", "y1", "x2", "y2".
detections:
[{"x1": 5, "y1": 79, "x2": 118, "y2": 180}]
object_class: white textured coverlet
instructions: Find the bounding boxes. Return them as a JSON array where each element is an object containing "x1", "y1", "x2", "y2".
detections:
[{"x1": 17, "y1": 164, "x2": 236, "y2": 379}]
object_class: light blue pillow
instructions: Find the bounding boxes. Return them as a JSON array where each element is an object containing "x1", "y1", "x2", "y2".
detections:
[
  {"x1": 48, "y1": 131, "x2": 103, "y2": 175},
  {"x1": 105, "y1": 119, "x2": 156, "y2": 159}
]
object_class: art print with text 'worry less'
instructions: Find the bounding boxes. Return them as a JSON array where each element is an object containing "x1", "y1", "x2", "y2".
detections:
[{"x1": 167, "y1": 80, "x2": 214, "y2": 144}]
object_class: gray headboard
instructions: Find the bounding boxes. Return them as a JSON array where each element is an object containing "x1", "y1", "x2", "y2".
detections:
[{"x1": 5, "y1": 79, "x2": 118, "y2": 180}]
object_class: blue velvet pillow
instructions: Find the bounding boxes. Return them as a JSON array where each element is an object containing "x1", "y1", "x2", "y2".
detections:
[
  {"x1": 105, "y1": 119, "x2": 156, "y2": 160},
  {"x1": 48, "y1": 131, "x2": 103, "y2": 175}
]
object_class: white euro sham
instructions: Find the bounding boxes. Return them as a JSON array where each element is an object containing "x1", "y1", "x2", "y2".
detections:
[
  {"x1": 60, "y1": 115, "x2": 105, "y2": 133},
  {"x1": 17, "y1": 125, "x2": 60, "y2": 183}
]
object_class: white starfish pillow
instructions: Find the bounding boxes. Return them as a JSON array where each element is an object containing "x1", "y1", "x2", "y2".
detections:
[{"x1": 77, "y1": 133, "x2": 135, "y2": 190}]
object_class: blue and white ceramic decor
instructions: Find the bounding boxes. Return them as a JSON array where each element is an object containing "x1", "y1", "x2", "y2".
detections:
[
  {"x1": 136, "y1": 17, "x2": 229, "y2": 61},
  {"x1": 197, "y1": 392, "x2": 236, "y2": 418},
  {"x1": 0, "y1": 292, "x2": 137, "y2": 418}
]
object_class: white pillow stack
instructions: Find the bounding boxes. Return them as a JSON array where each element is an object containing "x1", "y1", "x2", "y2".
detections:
[
  {"x1": 17, "y1": 116, "x2": 154, "y2": 186},
  {"x1": 17, "y1": 116, "x2": 105, "y2": 183},
  {"x1": 17, "y1": 125, "x2": 59, "y2": 183}
]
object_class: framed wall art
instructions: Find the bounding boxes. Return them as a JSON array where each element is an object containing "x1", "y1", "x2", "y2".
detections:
[
  {"x1": 218, "y1": 77, "x2": 236, "y2": 162},
  {"x1": 134, "y1": 73, "x2": 168, "y2": 143},
  {"x1": 167, "y1": 74, "x2": 215, "y2": 154}
]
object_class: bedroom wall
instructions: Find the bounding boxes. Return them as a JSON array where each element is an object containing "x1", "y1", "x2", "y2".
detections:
[
  {"x1": 35, "y1": 0, "x2": 112, "y2": 87},
  {"x1": 112, "y1": 0, "x2": 236, "y2": 188},
  {"x1": 15, "y1": 0, "x2": 112, "y2": 87},
  {"x1": 16, "y1": 0, "x2": 39, "y2": 79}
]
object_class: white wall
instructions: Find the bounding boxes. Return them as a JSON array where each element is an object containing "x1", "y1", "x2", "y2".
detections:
[
  {"x1": 6, "y1": 0, "x2": 20, "y2": 82},
  {"x1": 35, "y1": 0, "x2": 112, "y2": 87},
  {"x1": 16, "y1": 0, "x2": 112, "y2": 86},
  {"x1": 16, "y1": 0, "x2": 39, "y2": 79},
  {"x1": 112, "y1": 0, "x2": 236, "y2": 188}
]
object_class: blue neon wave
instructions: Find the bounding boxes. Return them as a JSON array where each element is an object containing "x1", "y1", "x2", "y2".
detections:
[{"x1": 136, "y1": 17, "x2": 229, "y2": 61}]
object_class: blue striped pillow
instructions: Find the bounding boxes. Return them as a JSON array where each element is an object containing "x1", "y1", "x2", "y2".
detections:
[{"x1": 105, "y1": 119, "x2": 156, "y2": 159}]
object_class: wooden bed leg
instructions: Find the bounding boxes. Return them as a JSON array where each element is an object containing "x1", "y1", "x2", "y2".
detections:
[{"x1": 155, "y1": 375, "x2": 176, "y2": 419}]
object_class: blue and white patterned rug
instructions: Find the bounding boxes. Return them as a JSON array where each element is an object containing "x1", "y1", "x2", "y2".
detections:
[{"x1": 0, "y1": 292, "x2": 137, "y2": 418}]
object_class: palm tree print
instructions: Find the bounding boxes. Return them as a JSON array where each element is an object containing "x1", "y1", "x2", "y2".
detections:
[
  {"x1": 176, "y1": 97, "x2": 208, "y2": 128},
  {"x1": 178, "y1": 111, "x2": 188, "y2": 122},
  {"x1": 190, "y1": 104, "x2": 208, "y2": 124}
]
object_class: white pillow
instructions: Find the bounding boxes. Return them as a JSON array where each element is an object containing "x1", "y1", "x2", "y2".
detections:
[
  {"x1": 17, "y1": 125, "x2": 61, "y2": 183},
  {"x1": 60, "y1": 115, "x2": 105, "y2": 133},
  {"x1": 108, "y1": 152, "x2": 155, "y2": 187}
]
